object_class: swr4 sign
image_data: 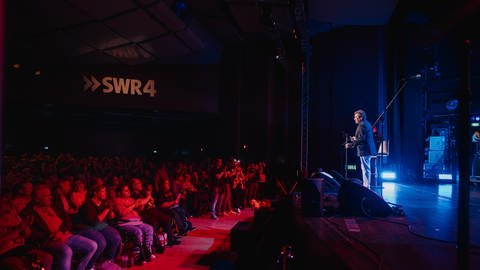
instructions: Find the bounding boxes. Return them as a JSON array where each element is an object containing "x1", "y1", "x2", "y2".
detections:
[{"x1": 83, "y1": 75, "x2": 157, "y2": 97}]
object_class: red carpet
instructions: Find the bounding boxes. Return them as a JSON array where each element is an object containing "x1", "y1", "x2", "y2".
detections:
[{"x1": 127, "y1": 209, "x2": 254, "y2": 269}]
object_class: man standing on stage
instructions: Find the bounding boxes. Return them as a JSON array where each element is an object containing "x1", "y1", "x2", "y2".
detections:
[{"x1": 346, "y1": 109, "x2": 377, "y2": 188}]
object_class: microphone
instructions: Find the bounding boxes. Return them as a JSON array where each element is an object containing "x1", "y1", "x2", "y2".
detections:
[{"x1": 406, "y1": 74, "x2": 422, "y2": 80}]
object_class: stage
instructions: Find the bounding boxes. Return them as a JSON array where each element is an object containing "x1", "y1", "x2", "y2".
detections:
[{"x1": 291, "y1": 181, "x2": 480, "y2": 270}]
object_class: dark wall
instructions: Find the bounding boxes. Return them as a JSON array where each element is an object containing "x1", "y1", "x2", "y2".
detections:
[
  {"x1": 6, "y1": 65, "x2": 220, "y2": 113},
  {"x1": 309, "y1": 26, "x2": 383, "y2": 176},
  {"x1": 219, "y1": 42, "x2": 301, "y2": 176},
  {"x1": 4, "y1": 64, "x2": 223, "y2": 157}
]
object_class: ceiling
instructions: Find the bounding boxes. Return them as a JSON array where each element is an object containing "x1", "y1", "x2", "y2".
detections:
[
  {"x1": 6, "y1": 0, "x2": 402, "y2": 66},
  {"x1": 6, "y1": 0, "x2": 475, "y2": 67}
]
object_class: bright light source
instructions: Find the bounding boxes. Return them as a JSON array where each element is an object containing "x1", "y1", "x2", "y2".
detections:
[
  {"x1": 34, "y1": 70, "x2": 41, "y2": 76},
  {"x1": 381, "y1": 171, "x2": 397, "y2": 180},
  {"x1": 43, "y1": 146, "x2": 49, "y2": 150},
  {"x1": 153, "y1": 150, "x2": 158, "y2": 154},
  {"x1": 472, "y1": 123, "x2": 480, "y2": 127},
  {"x1": 438, "y1": 184, "x2": 452, "y2": 198},
  {"x1": 381, "y1": 182, "x2": 397, "y2": 204},
  {"x1": 347, "y1": 164, "x2": 356, "y2": 170},
  {"x1": 242, "y1": 144, "x2": 248, "y2": 149},
  {"x1": 13, "y1": 63, "x2": 21, "y2": 69},
  {"x1": 438, "y1": 173, "x2": 452, "y2": 180}
]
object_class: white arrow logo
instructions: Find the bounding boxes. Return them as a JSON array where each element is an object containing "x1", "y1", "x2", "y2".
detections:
[{"x1": 82, "y1": 74, "x2": 101, "y2": 92}]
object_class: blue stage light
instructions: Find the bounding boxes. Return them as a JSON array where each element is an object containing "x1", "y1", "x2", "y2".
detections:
[
  {"x1": 438, "y1": 184, "x2": 453, "y2": 198},
  {"x1": 381, "y1": 171, "x2": 397, "y2": 180},
  {"x1": 438, "y1": 173, "x2": 453, "y2": 180}
]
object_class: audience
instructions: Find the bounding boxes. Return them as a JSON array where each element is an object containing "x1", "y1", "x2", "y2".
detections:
[
  {"x1": 113, "y1": 183, "x2": 155, "y2": 265},
  {"x1": 130, "y1": 178, "x2": 180, "y2": 247},
  {"x1": 157, "y1": 179, "x2": 192, "y2": 236},
  {"x1": 22, "y1": 184, "x2": 97, "y2": 270},
  {"x1": 0, "y1": 151, "x2": 271, "y2": 269},
  {"x1": 0, "y1": 198, "x2": 53, "y2": 270},
  {"x1": 78, "y1": 184, "x2": 122, "y2": 269}
]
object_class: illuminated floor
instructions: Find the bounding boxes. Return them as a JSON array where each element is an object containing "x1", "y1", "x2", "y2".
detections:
[
  {"x1": 293, "y1": 180, "x2": 480, "y2": 270},
  {"x1": 378, "y1": 181, "x2": 480, "y2": 245}
]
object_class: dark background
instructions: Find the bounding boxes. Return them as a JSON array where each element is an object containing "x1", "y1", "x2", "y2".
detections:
[{"x1": 3, "y1": 0, "x2": 480, "y2": 180}]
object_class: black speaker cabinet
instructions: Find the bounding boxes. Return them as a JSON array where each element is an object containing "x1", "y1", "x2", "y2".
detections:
[
  {"x1": 301, "y1": 178, "x2": 324, "y2": 217},
  {"x1": 230, "y1": 221, "x2": 254, "y2": 253},
  {"x1": 337, "y1": 180, "x2": 392, "y2": 217}
]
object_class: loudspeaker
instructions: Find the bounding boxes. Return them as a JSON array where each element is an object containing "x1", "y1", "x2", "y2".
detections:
[
  {"x1": 309, "y1": 171, "x2": 341, "y2": 194},
  {"x1": 337, "y1": 180, "x2": 392, "y2": 217},
  {"x1": 230, "y1": 221, "x2": 254, "y2": 253},
  {"x1": 319, "y1": 172, "x2": 341, "y2": 194},
  {"x1": 301, "y1": 178, "x2": 324, "y2": 217}
]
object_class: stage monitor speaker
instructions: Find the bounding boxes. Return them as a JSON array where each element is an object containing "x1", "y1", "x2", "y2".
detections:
[
  {"x1": 301, "y1": 178, "x2": 324, "y2": 217},
  {"x1": 337, "y1": 180, "x2": 392, "y2": 217},
  {"x1": 309, "y1": 171, "x2": 341, "y2": 194},
  {"x1": 319, "y1": 172, "x2": 341, "y2": 194}
]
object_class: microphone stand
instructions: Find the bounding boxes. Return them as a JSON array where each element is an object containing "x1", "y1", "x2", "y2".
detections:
[
  {"x1": 372, "y1": 78, "x2": 410, "y2": 189},
  {"x1": 373, "y1": 78, "x2": 409, "y2": 128}
]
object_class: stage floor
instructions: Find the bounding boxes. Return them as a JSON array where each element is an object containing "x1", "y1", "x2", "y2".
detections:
[
  {"x1": 294, "y1": 180, "x2": 480, "y2": 270},
  {"x1": 123, "y1": 180, "x2": 480, "y2": 270}
]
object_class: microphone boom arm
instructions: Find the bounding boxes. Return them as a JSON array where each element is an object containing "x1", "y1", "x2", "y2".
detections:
[{"x1": 373, "y1": 79, "x2": 409, "y2": 128}]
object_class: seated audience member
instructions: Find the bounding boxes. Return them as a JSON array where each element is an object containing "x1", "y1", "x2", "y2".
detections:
[
  {"x1": 78, "y1": 184, "x2": 122, "y2": 269},
  {"x1": 52, "y1": 178, "x2": 104, "y2": 270},
  {"x1": 106, "y1": 176, "x2": 121, "y2": 202},
  {"x1": 70, "y1": 179, "x2": 87, "y2": 211},
  {"x1": 113, "y1": 184, "x2": 155, "y2": 265},
  {"x1": 157, "y1": 179, "x2": 193, "y2": 236},
  {"x1": 10, "y1": 181, "x2": 34, "y2": 214},
  {"x1": 22, "y1": 184, "x2": 97, "y2": 270},
  {"x1": 0, "y1": 200, "x2": 53, "y2": 270},
  {"x1": 130, "y1": 178, "x2": 180, "y2": 246},
  {"x1": 172, "y1": 173, "x2": 197, "y2": 217}
]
